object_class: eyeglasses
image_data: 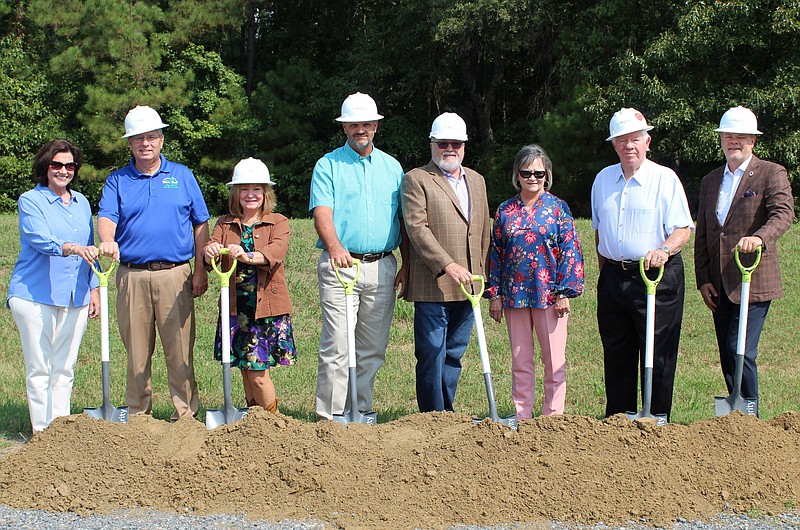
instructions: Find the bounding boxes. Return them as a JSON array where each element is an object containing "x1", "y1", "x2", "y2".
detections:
[
  {"x1": 130, "y1": 134, "x2": 163, "y2": 144},
  {"x1": 519, "y1": 169, "x2": 546, "y2": 180},
  {"x1": 434, "y1": 141, "x2": 464, "y2": 150},
  {"x1": 49, "y1": 161, "x2": 78, "y2": 172}
]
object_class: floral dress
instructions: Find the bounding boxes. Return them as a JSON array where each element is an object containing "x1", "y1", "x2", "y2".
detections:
[
  {"x1": 487, "y1": 192, "x2": 585, "y2": 308},
  {"x1": 214, "y1": 224, "x2": 298, "y2": 370}
]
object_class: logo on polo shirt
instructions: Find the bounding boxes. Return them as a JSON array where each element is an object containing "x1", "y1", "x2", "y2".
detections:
[{"x1": 162, "y1": 176, "x2": 179, "y2": 189}]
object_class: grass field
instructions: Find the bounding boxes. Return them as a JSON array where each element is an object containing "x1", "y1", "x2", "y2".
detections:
[{"x1": 1, "y1": 214, "x2": 798, "y2": 440}]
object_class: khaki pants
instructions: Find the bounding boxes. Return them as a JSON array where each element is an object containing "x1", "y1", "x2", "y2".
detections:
[
  {"x1": 116, "y1": 263, "x2": 198, "y2": 420},
  {"x1": 315, "y1": 252, "x2": 397, "y2": 420}
]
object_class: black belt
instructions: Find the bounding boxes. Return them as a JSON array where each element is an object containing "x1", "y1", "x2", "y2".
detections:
[
  {"x1": 122, "y1": 260, "x2": 188, "y2": 271},
  {"x1": 350, "y1": 251, "x2": 392, "y2": 263},
  {"x1": 605, "y1": 258, "x2": 640, "y2": 271}
]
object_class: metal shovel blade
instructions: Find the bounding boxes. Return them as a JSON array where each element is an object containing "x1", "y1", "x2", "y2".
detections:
[
  {"x1": 205, "y1": 363, "x2": 249, "y2": 430},
  {"x1": 714, "y1": 394, "x2": 758, "y2": 417},
  {"x1": 332, "y1": 409, "x2": 377, "y2": 426},
  {"x1": 84, "y1": 361, "x2": 128, "y2": 423},
  {"x1": 626, "y1": 410, "x2": 668, "y2": 426},
  {"x1": 472, "y1": 414, "x2": 518, "y2": 429}
]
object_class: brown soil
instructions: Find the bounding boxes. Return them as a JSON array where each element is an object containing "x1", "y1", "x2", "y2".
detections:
[{"x1": 1, "y1": 410, "x2": 799, "y2": 529}]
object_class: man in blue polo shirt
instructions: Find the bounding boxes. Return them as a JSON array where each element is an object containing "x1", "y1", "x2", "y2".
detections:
[
  {"x1": 98, "y1": 105, "x2": 210, "y2": 420},
  {"x1": 309, "y1": 92, "x2": 408, "y2": 421}
]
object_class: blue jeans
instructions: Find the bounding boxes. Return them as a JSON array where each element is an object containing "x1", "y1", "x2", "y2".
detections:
[
  {"x1": 714, "y1": 293, "x2": 770, "y2": 401},
  {"x1": 414, "y1": 301, "x2": 474, "y2": 412}
]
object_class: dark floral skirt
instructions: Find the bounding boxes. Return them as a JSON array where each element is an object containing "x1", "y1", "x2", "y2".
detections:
[{"x1": 214, "y1": 312, "x2": 298, "y2": 371}]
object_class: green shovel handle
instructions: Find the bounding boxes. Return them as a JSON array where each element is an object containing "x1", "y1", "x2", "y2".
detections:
[
  {"x1": 638, "y1": 257, "x2": 664, "y2": 295},
  {"x1": 735, "y1": 246, "x2": 761, "y2": 283},
  {"x1": 210, "y1": 248, "x2": 237, "y2": 284},
  {"x1": 89, "y1": 256, "x2": 116, "y2": 288},
  {"x1": 334, "y1": 258, "x2": 361, "y2": 295},
  {"x1": 459, "y1": 275, "x2": 485, "y2": 309}
]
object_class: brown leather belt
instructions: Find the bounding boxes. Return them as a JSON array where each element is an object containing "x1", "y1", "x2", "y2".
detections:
[
  {"x1": 350, "y1": 251, "x2": 392, "y2": 263},
  {"x1": 122, "y1": 260, "x2": 188, "y2": 271}
]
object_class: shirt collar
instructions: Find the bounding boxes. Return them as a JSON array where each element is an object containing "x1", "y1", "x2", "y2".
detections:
[
  {"x1": 36, "y1": 184, "x2": 74, "y2": 204},
  {"x1": 437, "y1": 164, "x2": 465, "y2": 181},
  {"x1": 343, "y1": 141, "x2": 372, "y2": 162},
  {"x1": 724, "y1": 155, "x2": 753, "y2": 178},
  {"x1": 129, "y1": 154, "x2": 169, "y2": 178}
]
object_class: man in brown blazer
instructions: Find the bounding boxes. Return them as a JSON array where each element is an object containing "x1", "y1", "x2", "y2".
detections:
[
  {"x1": 401, "y1": 112, "x2": 491, "y2": 412},
  {"x1": 695, "y1": 106, "x2": 795, "y2": 405}
]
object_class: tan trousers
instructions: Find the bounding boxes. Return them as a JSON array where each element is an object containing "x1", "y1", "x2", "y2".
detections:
[
  {"x1": 116, "y1": 263, "x2": 198, "y2": 420},
  {"x1": 315, "y1": 252, "x2": 397, "y2": 420}
]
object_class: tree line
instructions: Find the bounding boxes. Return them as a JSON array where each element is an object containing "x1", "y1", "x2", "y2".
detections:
[{"x1": 1, "y1": 0, "x2": 798, "y2": 218}]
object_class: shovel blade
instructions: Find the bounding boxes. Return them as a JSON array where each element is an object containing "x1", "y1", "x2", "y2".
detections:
[
  {"x1": 472, "y1": 415, "x2": 518, "y2": 430},
  {"x1": 205, "y1": 407, "x2": 249, "y2": 430},
  {"x1": 714, "y1": 394, "x2": 758, "y2": 417},
  {"x1": 84, "y1": 405, "x2": 128, "y2": 423},
  {"x1": 626, "y1": 410, "x2": 668, "y2": 426},
  {"x1": 332, "y1": 409, "x2": 377, "y2": 426}
]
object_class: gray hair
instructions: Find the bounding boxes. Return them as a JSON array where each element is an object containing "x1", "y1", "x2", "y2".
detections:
[{"x1": 511, "y1": 144, "x2": 553, "y2": 191}]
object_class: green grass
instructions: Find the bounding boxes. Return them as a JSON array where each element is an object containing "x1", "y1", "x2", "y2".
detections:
[{"x1": 0, "y1": 214, "x2": 798, "y2": 437}]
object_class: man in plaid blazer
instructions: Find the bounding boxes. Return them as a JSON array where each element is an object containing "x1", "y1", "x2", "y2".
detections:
[
  {"x1": 401, "y1": 113, "x2": 491, "y2": 412},
  {"x1": 695, "y1": 106, "x2": 795, "y2": 405}
]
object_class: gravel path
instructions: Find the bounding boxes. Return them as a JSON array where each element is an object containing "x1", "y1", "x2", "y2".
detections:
[{"x1": 1, "y1": 505, "x2": 799, "y2": 530}]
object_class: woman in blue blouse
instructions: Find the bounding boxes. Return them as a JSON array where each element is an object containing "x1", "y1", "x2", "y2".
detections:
[
  {"x1": 7, "y1": 139, "x2": 100, "y2": 433},
  {"x1": 487, "y1": 144, "x2": 584, "y2": 419}
]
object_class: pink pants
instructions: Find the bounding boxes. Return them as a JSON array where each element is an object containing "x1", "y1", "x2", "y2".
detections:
[{"x1": 504, "y1": 306, "x2": 568, "y2": 419}]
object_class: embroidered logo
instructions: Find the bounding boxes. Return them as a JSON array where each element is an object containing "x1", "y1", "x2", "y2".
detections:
[{"x1": 162, "y1": 176, "x2": 179, "y2": 189}]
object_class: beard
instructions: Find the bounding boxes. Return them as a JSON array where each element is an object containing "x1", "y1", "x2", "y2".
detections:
[{"x1": 433, "y1": 153, "x2": 462, "y2": 174}]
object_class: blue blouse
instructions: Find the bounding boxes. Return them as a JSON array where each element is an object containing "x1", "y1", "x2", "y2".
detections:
[
  {"x1": 487, "y1": 192, "x2": 584, "y2": 308},
  {"x1": 7, "y1": 185, "x2": 98, "y2": 308}
]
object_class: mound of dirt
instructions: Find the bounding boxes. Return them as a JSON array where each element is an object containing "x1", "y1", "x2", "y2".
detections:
[{"x1": 1, "y1": 411, "x2": 799, "y2": 528}]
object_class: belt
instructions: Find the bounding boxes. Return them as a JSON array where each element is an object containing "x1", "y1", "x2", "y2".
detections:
[
  {"x1": 605, "y1": 258, "x2": 640, "y2": 271},
  {"x1": 122, "y1": 260, "x2": 189, "y2": 271},
  {"x1": 350, "y1": 251, "x2": 392, "y2": 263}
]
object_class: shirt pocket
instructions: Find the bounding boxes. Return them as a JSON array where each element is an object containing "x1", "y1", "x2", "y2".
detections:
[{"x1": 632, "y1": 208, "x2": 656, "y2": 233}]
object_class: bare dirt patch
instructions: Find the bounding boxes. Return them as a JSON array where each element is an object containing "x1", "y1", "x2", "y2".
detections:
[{"x1": 1, "y1": 410, "x2": 799, "y2": 528}]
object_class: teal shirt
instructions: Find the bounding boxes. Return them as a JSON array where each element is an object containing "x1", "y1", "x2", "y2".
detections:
[{"x1": 309, "y1": 142, "x2": 404, "y2": 253}]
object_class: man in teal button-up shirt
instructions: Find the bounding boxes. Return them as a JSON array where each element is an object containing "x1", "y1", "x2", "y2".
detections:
[{"x1": 309, "y1": 92, "x2": 408, "y2": 421}]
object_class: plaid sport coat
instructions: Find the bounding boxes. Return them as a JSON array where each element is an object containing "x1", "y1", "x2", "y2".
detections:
[
  {"x1": 695, "y1": 156, "x2": 795, "y2": 303},
  {"x1": 401, "y1": 161, "x2": 491, "y2": 302}
]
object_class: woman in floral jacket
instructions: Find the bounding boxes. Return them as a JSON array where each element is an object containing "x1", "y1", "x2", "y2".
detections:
[{"x1": 487, "y1": 144, "x2": 584, "y2": 420}]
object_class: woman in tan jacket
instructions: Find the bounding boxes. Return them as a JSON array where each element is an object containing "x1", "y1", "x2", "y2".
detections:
[{"x1": 203, "y1": 158, "x2": 296, "y2": 413}]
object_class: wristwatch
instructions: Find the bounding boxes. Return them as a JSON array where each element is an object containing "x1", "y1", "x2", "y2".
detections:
[
  {"x1": 246, "y1": 252, "x2": 255, "y2": 264},
  {"x1": 658, "y1": 245, "x2": 671, "y2": 256}
]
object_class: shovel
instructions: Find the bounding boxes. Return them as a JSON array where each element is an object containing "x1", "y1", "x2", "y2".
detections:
[
  {"x1": 84, "y1": 257, "x2": 128, "y2": 423},
  {"x1": 715, "y1": 246, "x2": 761, "y2": 417},
  {"x1": 206, "y1": 249, "x2": 249, "y2": 429},
  {"x1": 626, "y1": 258, "x2": 667, "y2": 426},
  {"x1": 331, "y1": 259, "x2": 377, "y2": 425},
  {"x1": 460, "y1": 276, "x2": 517, "y2": 430}
]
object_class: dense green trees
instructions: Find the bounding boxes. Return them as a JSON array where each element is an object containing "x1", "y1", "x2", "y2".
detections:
[{"x1": 1, "y1": 0, "x2": 798, "y2": 217}]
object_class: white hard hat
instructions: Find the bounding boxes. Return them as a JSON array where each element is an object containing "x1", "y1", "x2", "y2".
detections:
[
  {"x1": 335, "y1": 92, "x2": 384, "y2": 122},
  {"x1": 714, "y1": 106, "x2": 762, "y2": 135},
  {"x1": 606, "y1": 107, "x2": 653, "y2": 141},
  {"x1": 227, "y1": 157, "x2": 275, "y2": 186},
  {"x1": 121, "y1": 105, "x2": 169, "y2": 138},
  {"x1": 429, "y1": 112, "x2": 468, "y2": 141}
]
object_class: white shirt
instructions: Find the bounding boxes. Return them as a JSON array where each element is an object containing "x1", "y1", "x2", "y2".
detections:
[
  {"x1": 441, "y1": 166, "x2": 470, "y2": 223},
  {"x1": 716, "y1": 155, "x2": 752, "y2": 225},
  {"x1": 591, "y1": 158, "x2": 694, "y2": 261}
]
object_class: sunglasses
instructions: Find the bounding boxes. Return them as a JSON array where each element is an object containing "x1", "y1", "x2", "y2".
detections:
[
  {"x1": 434, "y1": 141, "x2": 464, "y2": 150},
  {"x1": 49, "y1": 161, "x2": 78, "y2": 172},
  {"x1": 519, "y1": 169, "x2": 546, "y2": 180}
]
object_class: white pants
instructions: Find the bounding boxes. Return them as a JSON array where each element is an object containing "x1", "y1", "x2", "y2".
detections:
[
  {"x1": 315, "y1": 252, "x2": 397, "y2": 420},
  {"x1": 9, "y1": 297, "x2": 89, "y2": 432}
]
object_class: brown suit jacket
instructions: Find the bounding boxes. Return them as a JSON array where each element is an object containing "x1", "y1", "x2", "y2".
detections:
[
  {"x1": 695, "y1": 156, "x2": 795, "y2": 303},
  {"x1": 401, "y1": 162, "x2": 491, "y2": 302}
]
